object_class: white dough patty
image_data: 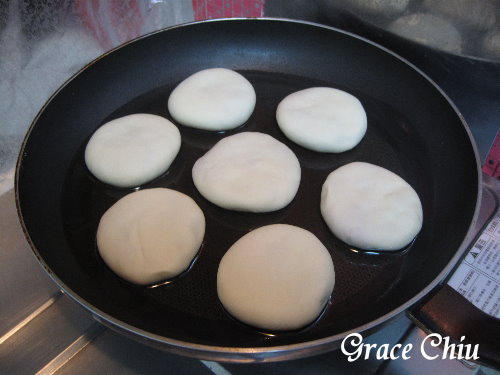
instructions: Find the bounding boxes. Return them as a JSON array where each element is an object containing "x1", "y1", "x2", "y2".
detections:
[
  {"x1": 168, "y1": 68, "x2": 256, "y2": 130},
  {"x1": 97, "y1": 188, "x2": 205, "y2": 285},
  {"x1": 85, "y1": 114, "x2": 181, "y2": 188},
  {"x1": 276, "y1": 87, "x2": 367, "y2": 153},
  {"x1": 217, "y1": 224, "x2": 335, "y2": 331},
  {"x1": 320, "y1": 162, "x2": 423, "y2": 251},
  {"x1": 192, "y1": 132, "x2": 301, "y2": 212}
]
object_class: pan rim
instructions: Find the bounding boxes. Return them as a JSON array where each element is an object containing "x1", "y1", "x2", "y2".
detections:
[{"x1": 14, "y1": 17, "x2": 482, "y2": 362}]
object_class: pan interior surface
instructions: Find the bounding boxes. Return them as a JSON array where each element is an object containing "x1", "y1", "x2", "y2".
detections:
[{"x1": 16, "y1": 20, "x2": 478, "y2": 352}]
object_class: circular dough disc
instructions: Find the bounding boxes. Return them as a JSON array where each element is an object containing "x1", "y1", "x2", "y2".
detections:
[
  {"x1": 320, "y1": 162, "x2": 423, "y2": 251},
  {"x1": 217, "y1": 224, "x2": 335, "y2": 331},
  {"x1": 168, "y1": 68, "x2": 256, "y2": 130},
  {"x1": 85, "y1": 114, "x2": 181, "y2": 188},
  {"x1": 97, "y1": 188, "x2": 205, "y2": 285},
  {"x1": 192, "y1": 132, "x2": 301, "y2": 213},
  {"x1": 276, "y1": 87, "x2": 367, "y2": 153}
]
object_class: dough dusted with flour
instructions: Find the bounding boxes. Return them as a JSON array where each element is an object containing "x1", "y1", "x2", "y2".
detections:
[
  {"x1": 388, "y1": 13, "x2": 463, "y2": 54},
  {"x1": 192, "y1": 132, "x2": 301, "y2": 213},
  {"x1": 320, "y1": 162, "x2": 423, "y2": 251},
  {"x1": 276, "y1": 87, "x2": 367, "y2": 153},
  {"x1": 168, "y1": 68, "x2": 256, "y2": 130},
  {"x1": 97, "y1": 188, "x2": 205, "y2": 285},
  {"x1": 85, "y1": 114, "x2": 181, "y2": 188},
  {"x1": 217, "y1": 224, "x2": 335, "y2": 331}
]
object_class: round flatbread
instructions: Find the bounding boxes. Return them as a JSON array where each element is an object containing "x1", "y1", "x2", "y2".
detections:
[
  {"x1": 168, "y1": 68, "x2": 256, "y2": 130},
  {"x1": 217, "y1": 224, "x2": 335, "y2": 331},
  {"x1": 320, "y1": 162, "x2": 423, "y2": 251},
  {"x1": 97, "y1": 188, "x2": 205, "y2": 285},
  {"x1": 192, "y1": 132, "x2": 301, "y2": 213},
  {"x1": 276, "y1": 87, "x2": 367, "y2": 153},
  {"x1": 85, "y1": 114, "x2": 181, "y2": 188}
]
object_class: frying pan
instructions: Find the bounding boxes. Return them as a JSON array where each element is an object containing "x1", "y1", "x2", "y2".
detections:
[{"x1": 16, "y1": 19, "x2": 481, "y2": 362}]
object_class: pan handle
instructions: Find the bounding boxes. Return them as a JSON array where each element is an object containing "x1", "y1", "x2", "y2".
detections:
[
  {"x1": 408, "y1": 174, "x2": 500, "y2": 368},
  {"x1": 408, "y1": 283, "x2": 500, "y2": 368}
]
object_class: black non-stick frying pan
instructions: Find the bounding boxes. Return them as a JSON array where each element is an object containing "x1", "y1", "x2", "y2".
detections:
[{"x1": 16, "y1": 19, "x2": 481, "y2": 362}]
